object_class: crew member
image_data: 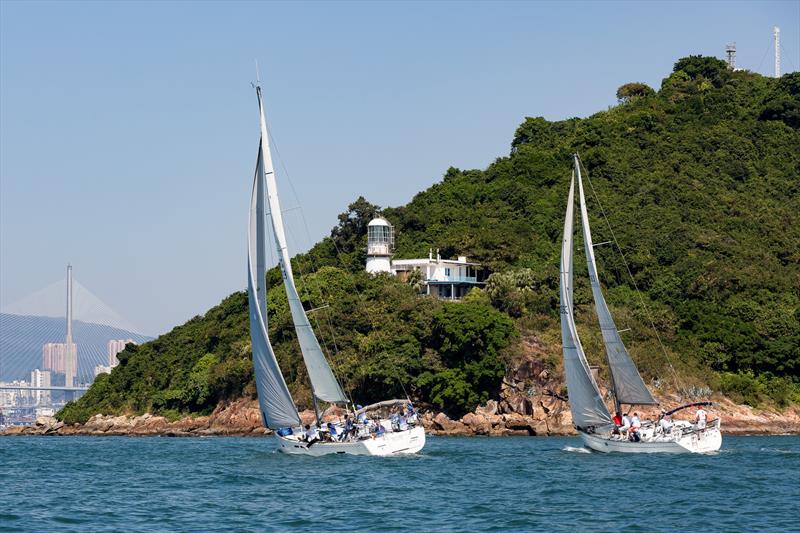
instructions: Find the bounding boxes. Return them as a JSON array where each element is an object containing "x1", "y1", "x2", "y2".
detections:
[
  {"x1": 630, "y1": 412, "x2": 641, "y2": 442},
  {"x1": 695, "y1": 405, "x2": 707, "y2": 429}
]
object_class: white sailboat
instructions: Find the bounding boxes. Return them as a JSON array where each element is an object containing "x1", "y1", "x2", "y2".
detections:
[
  {"x1": 559, "y1": 154, "x2": 721, "y2": 454},
  {"x1": 247, "y1": 81, "x2": 425, "y2": 456}
]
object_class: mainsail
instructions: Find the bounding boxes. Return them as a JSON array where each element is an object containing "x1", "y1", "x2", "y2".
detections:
[
  {"x1": 255, "y1": 86, "x2": 348, "y2": 405},
  {"x1": 575, "y1": 157, "x2": 657, "y2": 406},
  {"x1": 247, "y1": 143, "x2": 301, "y2": 429},
  {"x1": 560, "y1": 173, "x2": 613, "y2": 429}
]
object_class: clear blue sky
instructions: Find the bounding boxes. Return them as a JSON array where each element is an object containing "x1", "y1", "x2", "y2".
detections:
[{"x1": 1, "y1": 0, "x2": 797, "y2": 335}]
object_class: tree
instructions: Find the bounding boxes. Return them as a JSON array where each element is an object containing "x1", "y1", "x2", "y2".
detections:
[
  {"x1": 673, "y1": 55, "x2": 729, "y2": 87},
  {"x1": 616, "y1": 82, "x2": 655, "y2": 104},
  {"x1": 329, "y1": 196, "x2": 382, "y2": 270}
]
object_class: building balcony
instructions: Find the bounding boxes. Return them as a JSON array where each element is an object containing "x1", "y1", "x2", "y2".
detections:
[{"x1": 427, "y1": 275, "x2": 479, "y2": 284}]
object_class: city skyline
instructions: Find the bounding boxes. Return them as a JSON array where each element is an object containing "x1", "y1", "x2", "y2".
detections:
[{"x1": 1, "y1": 1, "x2": 797, "y2": 335}]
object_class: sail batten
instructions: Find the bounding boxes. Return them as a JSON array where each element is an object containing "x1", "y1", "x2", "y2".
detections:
[
  {"x1": 560, "y1": 174, "x2": 613, "y2": 429},
  {"x1": 248, "y1": 146, "x2": 301, "y2": 429},
  {"x1": 256, "y1": 87, "x2": 348, "y2": 405},
  {"x1": 575, "y1": 158, "x2": 657, "y2": 406}
]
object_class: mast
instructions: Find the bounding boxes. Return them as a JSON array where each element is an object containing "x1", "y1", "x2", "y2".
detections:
[{"x1": 246, "y1": 131, "x2": 301, "y2": 430}]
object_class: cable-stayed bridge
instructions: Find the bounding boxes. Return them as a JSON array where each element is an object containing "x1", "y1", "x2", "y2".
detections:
[{"x1": 0, "y1": 271, "x2": 152, "y2": 384}]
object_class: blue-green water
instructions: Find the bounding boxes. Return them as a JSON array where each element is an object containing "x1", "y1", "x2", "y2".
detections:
[{"x1": 1, "y1": 435, "x2": 798, "y2": 531}]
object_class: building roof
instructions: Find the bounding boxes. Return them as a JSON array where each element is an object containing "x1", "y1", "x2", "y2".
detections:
[
  {"x1": 392, "y1": 258, "x2": 482, "y2": 267},
  {"x1": 367, "y1": 217, "x2": 392, "y2": 227}
]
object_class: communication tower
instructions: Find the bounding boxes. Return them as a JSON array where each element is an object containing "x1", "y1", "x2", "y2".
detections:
[
  {"x1": 773, "y1": 26, "x2": 781, "y2": 78},
  {"x1": 366, "y1": 217, "x2": 394, "y2": 274},
  {"x1": 725, "y1": 42, "x2": 736, "y2": 70}
]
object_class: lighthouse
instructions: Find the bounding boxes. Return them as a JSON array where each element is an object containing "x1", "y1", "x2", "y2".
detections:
[{"x1": 366, "y1": 217, "x2": 394, "y2": 274}]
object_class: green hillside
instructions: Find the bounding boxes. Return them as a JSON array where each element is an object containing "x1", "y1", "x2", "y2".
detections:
[{"x1": 60, "y1": 57, "x2": 800, "y2": 424}]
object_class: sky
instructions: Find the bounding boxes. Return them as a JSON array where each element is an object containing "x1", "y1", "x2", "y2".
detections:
[{"x1": 1, "y1": 0, "x2": 798, "y2": 336}]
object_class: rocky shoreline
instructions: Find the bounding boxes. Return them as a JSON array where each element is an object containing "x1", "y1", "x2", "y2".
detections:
[
  {"x1": 3, "y1": 395, "x2": 799, "y2": 438},
  {"x1": 4, "y1": 349, "x2": 798, "y2": 438}
]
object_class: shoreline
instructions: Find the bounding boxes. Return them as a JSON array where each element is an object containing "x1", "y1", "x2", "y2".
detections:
[{"x1": 3, "y1": 396, "x2": 799, "y2": 438}]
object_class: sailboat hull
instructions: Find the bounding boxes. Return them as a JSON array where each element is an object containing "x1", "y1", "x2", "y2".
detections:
[
  {"x1": 579, "y1": 420, "x2": 722, "y2": 454},
  {"x1": 276, "y1": 425, "x2": 426, "y2": 456}
]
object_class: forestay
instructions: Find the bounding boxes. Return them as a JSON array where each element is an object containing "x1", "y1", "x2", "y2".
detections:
[
  {"x1": 255, "y1": 87, "x2": 348, "y2": 405},
  {"x1": 575, "y1": 158, "x2": 657, "y2": 406},
  {"x1": 247, "y1": 144, "x2": 301, "y2": 429},
  {"x1": 560, "y1": 173, "x2": 613, "y2": 429}
]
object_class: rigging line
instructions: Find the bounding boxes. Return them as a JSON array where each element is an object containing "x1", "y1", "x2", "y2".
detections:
[
  {"x1": 267, "y1": 127, "x2": 348, "y2": 261},
  {"x1": 265, "y1": 130, "x2": 353, "y2": 405},
  {"x1": 756, "y1": 37, "x2": 774, "y2": 75},
  {"x1": 392, "y1": 363, "x2": 411, "y2": 403},
  {"x1": 779, "y1": 44, "x2": 796, "y2": 73},
  {"x1": 577, "y1": 156, "x2": 687, "y2": 399},
  {"x1": 279, "y1": 208, "x2": 353, "y2": 405}
]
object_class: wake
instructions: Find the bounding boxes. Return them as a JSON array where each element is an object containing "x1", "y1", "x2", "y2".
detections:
[{"x1": 562, "y1": 446, "x2": 591, "y2": 454}]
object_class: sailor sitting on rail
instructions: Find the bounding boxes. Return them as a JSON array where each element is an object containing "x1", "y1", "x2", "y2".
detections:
[
  {"x1": 303, "y1": 424, "x2": 320, "y2": 445},
  {"x1": 341, "y1": 414, "x2": 354, "y2": 441},
  {"x1": 618, "y1": 413, "x2": 632, "y2": 439},
  {"x1": 326, "y1": 422, "x2": 339, "y2": 441},
  {"x1": 657, "y1": 409, "x2": 673, "y2": 434},
  {"x1": 629, "y1": 413, "x2": 642, "y2": 442}
]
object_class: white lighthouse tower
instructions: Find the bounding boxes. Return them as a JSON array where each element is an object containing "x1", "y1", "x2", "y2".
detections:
[{"x1": 366, "y1": 217, "x2": 394, "y2": 274}]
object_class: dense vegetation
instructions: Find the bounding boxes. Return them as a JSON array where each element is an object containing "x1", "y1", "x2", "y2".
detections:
[{"x1": 60, "y1": 57, "x2": 800, "y2": 423}]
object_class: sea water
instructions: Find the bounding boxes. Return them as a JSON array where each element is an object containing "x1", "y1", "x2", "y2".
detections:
[{"x1": 1, "y1": 435, "x2": 798, "y2": 531}]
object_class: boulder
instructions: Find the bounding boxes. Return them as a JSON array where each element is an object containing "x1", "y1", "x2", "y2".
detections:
[{"x1": 475, "y1": 400, "x2": 499, "y2": 417}]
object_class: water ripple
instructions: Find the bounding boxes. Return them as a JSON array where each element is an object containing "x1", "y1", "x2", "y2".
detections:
[{"x1": 1, "y1": 435, "x2": 798, "y2": 531}]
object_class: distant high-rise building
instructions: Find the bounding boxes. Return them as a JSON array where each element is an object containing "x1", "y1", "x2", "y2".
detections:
[
  {"x1": 30, "y1": 369, "x2": 51, "y2": 405},
  {"x1": 107, "y1": 339, "x2": 135, "y2": 367},
  {"x1": 42, "y1": 342, "x2": 67, "y2": 373}
]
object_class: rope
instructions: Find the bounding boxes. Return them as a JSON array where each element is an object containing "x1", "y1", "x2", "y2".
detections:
[{"x1": 577, "y1": 155, "x2": 688, "y2": 400}]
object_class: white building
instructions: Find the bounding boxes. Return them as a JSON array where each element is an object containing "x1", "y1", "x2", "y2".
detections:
[
  {"x1": 30, "y1": 369, "x2": 51, "y2": 406},
  {"x1": 107, "y1": 339, "x2": 134, "y2": 366},
  {"x1": 365, "y1": 217, "x2": 484, "y2": 300},
  {"x1": 94, "y1": 365, "x2": 114, "y2": 378}
]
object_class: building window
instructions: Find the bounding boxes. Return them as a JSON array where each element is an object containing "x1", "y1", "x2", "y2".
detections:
[{"x1": 445, "y1": 268, "x2": 450, "y2": 277}]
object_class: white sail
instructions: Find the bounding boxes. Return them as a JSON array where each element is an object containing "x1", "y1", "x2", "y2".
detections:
[
  {"x1": 248, "y1": 144, "x2": 301, "y2": 429},
  {"x1": 560, "y1": 174, "x2": 613, "y2": 429},
  {"x1": 575, "y1": 158, "x2": 657, "y2": 406},
  {"x1": 255, "y1": 87, "x2": 348, "y2": 405}
]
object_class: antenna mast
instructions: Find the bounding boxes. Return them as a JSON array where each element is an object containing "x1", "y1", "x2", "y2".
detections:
[
  {"x1": 774, "y1": 26, "x2": 781, "y2": 78},
  {"x1": 725, "y1": 42, "x2": 736, "y2": 70}
]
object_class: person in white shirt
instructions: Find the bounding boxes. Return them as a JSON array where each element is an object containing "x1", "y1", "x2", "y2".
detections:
[
  {"x1": 629, "y1": 413, "x2": 642, "y2": 442},
  {"x1": 304, "y1": 424, "x2": 319, "y2": 445},
  {"x1": 695, "y1": 406, "x2": 707, "y2": 429},
  {"x1": 658, "y1": 409, "x2": 672, "y2": 433},
  {"x1": 619, "y1": 413, "x2": 632, "y2": 439}
]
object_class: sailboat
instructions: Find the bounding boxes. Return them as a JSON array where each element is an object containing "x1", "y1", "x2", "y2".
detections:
[
  {"x1": 559, "y1": 154, "x2": 722, "y2": 453},
  {"x1": 247, "y1": 81, "x2": 425, "y2": 456}
]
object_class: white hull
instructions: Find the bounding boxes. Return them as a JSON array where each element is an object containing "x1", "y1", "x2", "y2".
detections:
[
  {"x1": 276, "y1": 425, "x2": 425, "y2": 456},
  {"x1": 580, "y1": 421, "x2": 722, "y2": 454}
]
